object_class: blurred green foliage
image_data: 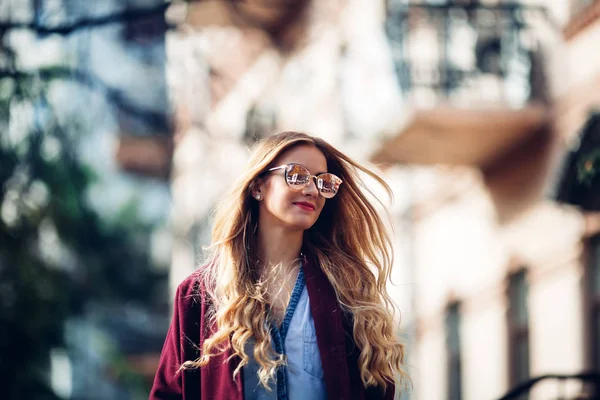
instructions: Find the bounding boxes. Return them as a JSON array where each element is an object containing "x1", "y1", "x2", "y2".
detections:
[{"x1": 0, "y1": 63, "x2": 164, "y2": 399}]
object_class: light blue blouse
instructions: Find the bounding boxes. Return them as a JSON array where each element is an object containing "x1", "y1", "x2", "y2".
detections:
[{"x1": 243, "y1": 267, "x2": 327, "y2": 400}]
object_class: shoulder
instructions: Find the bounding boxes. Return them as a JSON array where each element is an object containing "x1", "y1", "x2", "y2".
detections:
[
  {"x1": 176, "y1": 269, "x2": 202, "y2": 295},
  {"x1": 174, "y1": 263, "x2": 212, "y2": 308}
]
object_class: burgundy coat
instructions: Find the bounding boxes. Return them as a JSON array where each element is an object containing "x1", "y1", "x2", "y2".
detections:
[{"x1": 149, "y1": 257, "x2": 395, "y2": 400}]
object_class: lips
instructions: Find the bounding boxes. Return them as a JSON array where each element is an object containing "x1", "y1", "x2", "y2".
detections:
[{"x1": 293, "y1": 202, "x2": 315, "y2": 211}]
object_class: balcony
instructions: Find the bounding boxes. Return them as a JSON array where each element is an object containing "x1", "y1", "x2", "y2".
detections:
[
  {"x1": 373, "y1": 1, "x2": 556, "y2": 215},
  {"x1": 386, "y1": 0, "x2": 550, "y2": 108}
]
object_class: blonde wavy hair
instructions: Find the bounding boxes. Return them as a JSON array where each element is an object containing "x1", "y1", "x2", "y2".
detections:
[{"x1": 182, "y1": 131, "x2": 408, "y2": 391}]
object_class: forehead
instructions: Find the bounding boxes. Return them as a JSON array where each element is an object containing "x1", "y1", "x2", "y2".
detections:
[{"x1": 274, "y1": 144, "x2": 327, "y2": 173}]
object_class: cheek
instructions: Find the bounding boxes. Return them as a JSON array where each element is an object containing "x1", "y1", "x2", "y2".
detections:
[{"x1": 263, "y1": 184, "x2": 293, "y2": 208}]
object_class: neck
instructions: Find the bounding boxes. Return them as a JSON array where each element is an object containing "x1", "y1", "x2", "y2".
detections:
[{"x1": 256, "y1": 224, "x2": 303, "y2": 274}]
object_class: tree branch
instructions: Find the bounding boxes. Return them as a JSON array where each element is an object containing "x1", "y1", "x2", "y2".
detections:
[
  {"x1": 1, "y1": 67, "x2": 171, "y2": 134},
  {"x1": 0, "y1": 3, "x2": 172, "y2": 36}
]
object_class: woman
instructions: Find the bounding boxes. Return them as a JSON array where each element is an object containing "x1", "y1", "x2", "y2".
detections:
[{"x1": 150, "y1": 131, "x2": 408, "y2": 399}]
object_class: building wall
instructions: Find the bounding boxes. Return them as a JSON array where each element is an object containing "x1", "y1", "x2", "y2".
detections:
[
  {"x1": 408, "y1": 164, "x2": 587, "y2": 399},
  {"x1": 410, "y1": 170, "x2": 509, "y2": 400},
  {"x1": 406, "y1": 1, "x2": 600, "y2": 398}
]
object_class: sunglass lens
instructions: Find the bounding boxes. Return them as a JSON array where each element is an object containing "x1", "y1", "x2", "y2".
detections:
[
  {"x1": 286, "y1": 164, "x2": 311, "y2": 189},
  {"x1": 317, "y1": 173, "x2": 341, "y2": 198}
]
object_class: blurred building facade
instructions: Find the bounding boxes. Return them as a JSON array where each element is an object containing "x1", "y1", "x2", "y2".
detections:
[
  {"x1": 162, "y1": 0, "x2": 600, "y2": 399},
  {"x1": 374, "y1": 0, "x2": 600, "y2": 399}
]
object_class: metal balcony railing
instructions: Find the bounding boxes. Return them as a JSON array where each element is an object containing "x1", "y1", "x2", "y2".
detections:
[
  {"x1": 385, "y1": 0, "x2": 551, "y2": 107},
  {"x1": 498, "y1": 372, "x2": 600, "y2": 400}
]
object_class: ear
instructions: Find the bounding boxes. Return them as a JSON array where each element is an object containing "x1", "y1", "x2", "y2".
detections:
[{"x1": 250, "y1": 178, "x2": 264, "y2": 200}]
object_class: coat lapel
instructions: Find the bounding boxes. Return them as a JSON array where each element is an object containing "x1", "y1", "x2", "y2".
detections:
[{"x1": 303, "y1": 256, "x2": 353, "y2": 400}]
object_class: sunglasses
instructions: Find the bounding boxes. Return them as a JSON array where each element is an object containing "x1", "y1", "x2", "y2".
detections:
[{"x1": 266, "y1": 163, "x2": 343, "y2": 199}]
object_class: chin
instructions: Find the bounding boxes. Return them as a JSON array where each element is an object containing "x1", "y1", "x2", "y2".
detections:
[{"x1": 287, "y1": 217, "x2": 318, "y2": 232}]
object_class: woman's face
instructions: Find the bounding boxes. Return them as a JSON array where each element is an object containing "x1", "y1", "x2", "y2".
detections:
[{"x1": 254, "y1": 145, "x2": 328, "y2": 232}]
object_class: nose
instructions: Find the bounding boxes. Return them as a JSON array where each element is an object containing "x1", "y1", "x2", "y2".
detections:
[{"x1": 302, "y1": 176, "x2": 319, "y2": 197}]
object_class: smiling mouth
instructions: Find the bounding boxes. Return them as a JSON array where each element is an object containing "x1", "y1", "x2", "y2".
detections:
[{"x1": 293, "y1": 202, "x2": 315, "y2": 211}]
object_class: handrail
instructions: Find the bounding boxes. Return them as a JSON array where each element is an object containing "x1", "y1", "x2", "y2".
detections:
[{"x1": 498, "y1": 372, "x2": 600, "y2": 400}]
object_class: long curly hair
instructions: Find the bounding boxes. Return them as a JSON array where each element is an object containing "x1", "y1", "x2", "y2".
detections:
[{"x1": 182, "y1": 131, "x2": 408, "y2": 390}]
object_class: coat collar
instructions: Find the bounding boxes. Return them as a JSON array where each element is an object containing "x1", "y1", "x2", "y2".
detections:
[{"x1": 303, "y1": 254, "x2": 354, "y2": 400}]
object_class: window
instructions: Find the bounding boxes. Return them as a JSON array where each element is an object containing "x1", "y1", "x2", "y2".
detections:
[
  {"x1": 585, "y1": 234, "x2": 600, "y2": 371},
  {"x1": 446, "y1": 302, "x2": 462, "y2": 400},
  {"x1": 508, "y1": 270, "x2": 530, "y2": 387}
]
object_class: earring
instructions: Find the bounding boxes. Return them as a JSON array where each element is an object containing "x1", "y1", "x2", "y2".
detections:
[{"x1": 255, "y1": 194, "x2": 262, "y2": 200}]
